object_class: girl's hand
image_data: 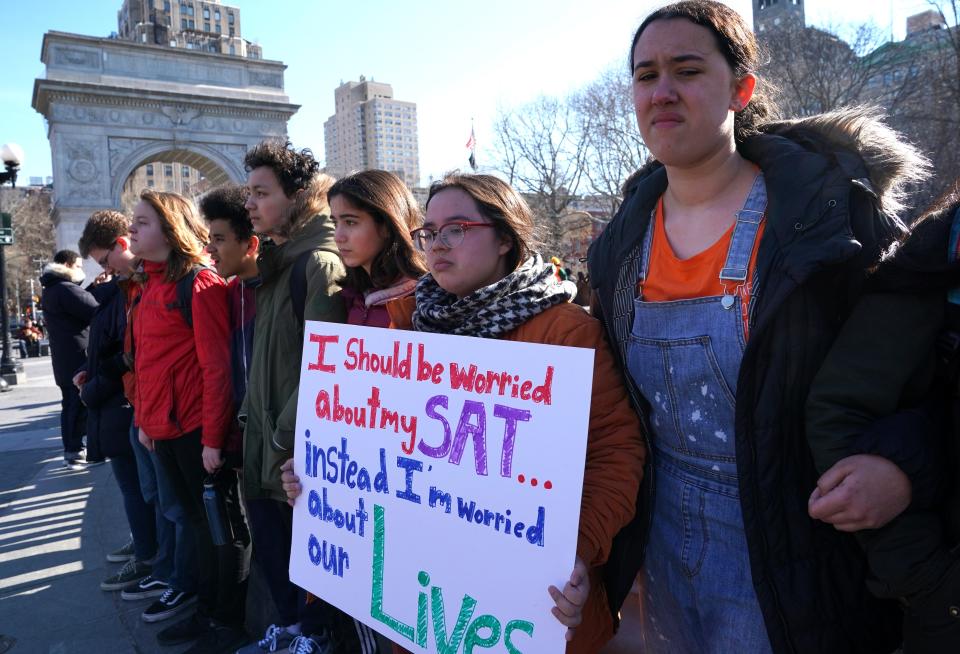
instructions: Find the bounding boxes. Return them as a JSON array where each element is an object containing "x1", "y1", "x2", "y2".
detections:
[
  {"x1": 280, "y1": 458, "x2": 302, "y2": 507},
  {"x1": 72, "y1": 370, "x2": 88, "y2": 390},
  {"x1": 548, "y1": 557, "x2": 590, "y2": 641},
  {"x1": 202, "y1": 446, "x2": 223, "y2": 474},
  {"x1": 138, "y1": 428, "x2": 154, "y2": 452}
]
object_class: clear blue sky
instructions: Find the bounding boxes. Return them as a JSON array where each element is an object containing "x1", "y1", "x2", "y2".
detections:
[{"x1": 2, "y1": 0, "x2": 937, "y2": 185}]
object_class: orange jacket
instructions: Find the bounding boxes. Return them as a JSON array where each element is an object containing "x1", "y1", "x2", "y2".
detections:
[{"x1": 387, "y1": 297, "x2": 645, "y2": 653}]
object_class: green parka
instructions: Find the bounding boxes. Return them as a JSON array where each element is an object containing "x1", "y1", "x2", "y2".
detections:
[{"x1": 241, "y1": 207, "x2": 346, "y2": 501}]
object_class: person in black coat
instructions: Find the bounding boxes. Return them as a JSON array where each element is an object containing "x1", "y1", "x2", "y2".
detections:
[
  {"x1": 77, "y1": 210, "x2": 164, "y2": 591},
  {"x1": 40, "y1": 249, "x2": 98, "y2": 467},
  {"x1": 805, "y1": 185, "x2": 960, "y2": 653}
]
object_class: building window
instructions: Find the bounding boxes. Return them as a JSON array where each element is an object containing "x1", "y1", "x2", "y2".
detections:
[
  {"x1": 229, "y1": 27, "x2": 234, "y2": 36},
  {"x1": 165, "y1": 165, "x2": 173, "y2": 177},
  {"x1": 146, "y1": 164, "x2": 154, "y2": 176},
  {"x1": 182, "y1": 166, "x2": 190, "y2": 177},
  {"x1": 188, "y1": 19, "x2": 195, "y2": 28},
  {"x1": 215, "y1": 23, "x2": 221, "y2": 33},
  {"x1": 203, "y1": 7, "x2": 210, "y2": 18},
  {"x1": 181, "y1": 17, "x2": 187, "y2": 28},
  {"x1": 163, "y1": 0, "x2": 170, "y2": 10},
  {"x1": 147, "y1": 179, "x2": 155, "y2": 187},
  {"x1": 228, "y1": 12, "x2": 234, "y2": 24},
  {"x1": 215, "y1": 9, "x2": 220, "y2": 20},
  {"x1": 229, "y1": 44, "x2": 236, "y2": 55},
  {"x1": 204, "y1": 22, "x2": 210, "y2": 31}
]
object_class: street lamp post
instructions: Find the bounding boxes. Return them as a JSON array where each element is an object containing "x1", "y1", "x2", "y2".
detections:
[{"x1": 0, "y1": 143, "x2": 25, "y2": 386}]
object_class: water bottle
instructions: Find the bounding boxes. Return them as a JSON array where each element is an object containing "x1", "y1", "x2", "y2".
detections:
[{"x1": 202, "y1": 474, "x2": 231, "y2": 546}]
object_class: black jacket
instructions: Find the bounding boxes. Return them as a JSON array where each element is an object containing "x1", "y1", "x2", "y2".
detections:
[
  {"x1": 39, "y1": 263, "x2": 98, "y2": 387},
  {"x1": 587, "y1": 109, "x2": 924, "y2": 654},
  {"x1": 79, "y1": 279, "x2": 133, "y2": 460}
]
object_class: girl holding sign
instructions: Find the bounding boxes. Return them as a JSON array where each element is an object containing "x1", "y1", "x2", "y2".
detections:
[
  {"x1": 588, "y1": 1, "x2": 927, "y2": 652},
  {"x1": 399, "y1": 174, "x2": 645, "y2": 653}
]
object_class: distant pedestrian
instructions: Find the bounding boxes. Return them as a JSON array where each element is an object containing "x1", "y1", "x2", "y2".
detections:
[{"x1": 40, "y1": 249, "x2": 98, "y2": 468}]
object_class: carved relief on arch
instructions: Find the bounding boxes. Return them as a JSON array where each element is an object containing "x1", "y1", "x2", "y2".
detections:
[{"x1": 60, "y1": 136, "x2": 105, "y2": 201}]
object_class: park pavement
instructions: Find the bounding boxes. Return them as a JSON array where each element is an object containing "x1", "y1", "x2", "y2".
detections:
[
  {"x1": 0, "y1": 356, "x2": 642, "y2": 654},
  {"x1": 0, "y1": 356, "x2": 287, "y2": 654},
  {"x1": 0, "y1": 355, "x2": 185, "y2": 653}
]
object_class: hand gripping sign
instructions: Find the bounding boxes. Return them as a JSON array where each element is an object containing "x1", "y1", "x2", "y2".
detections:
[{"x1": 290, "y1": 322, "x2": 594, "y2": 653}]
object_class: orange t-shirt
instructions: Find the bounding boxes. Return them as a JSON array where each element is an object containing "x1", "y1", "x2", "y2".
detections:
[{"x1": 638, "y1": 197, "x2": 765, "y2": 335}]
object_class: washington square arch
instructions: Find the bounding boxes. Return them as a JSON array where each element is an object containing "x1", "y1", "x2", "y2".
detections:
[{"x1": 31, "y1": 30, "x2": 298, "y2": 273}]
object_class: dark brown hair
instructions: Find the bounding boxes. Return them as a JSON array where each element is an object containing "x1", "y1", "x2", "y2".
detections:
[
  {"x1": 79, "y1": 210, "x2": 129, "y2": 258},
  {"x1": 329, "y1": 170, "x2": 426, "y2": 293},
  {"x1": 425, "y1": 173, "x2": 538, "y2": 273},
  {"x1": 243, "y1": 139, "x2": 320, "y2": 198},
  {"x1": 629, "y1": 0, "x2": 777, "y2": 143},
  {"x1": 199, "y1": 184, "x2": 254, "y2": 241},
  {"x1": 138, "y1": 190, "x2": 208, "y2": 282}
]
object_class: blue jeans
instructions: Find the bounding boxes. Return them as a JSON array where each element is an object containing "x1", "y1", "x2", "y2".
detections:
[
  {"x1": 637, "y1": 454, "x2": 772, "y2": 653},
  {"x1": 129, "y1": 423, "x2": 197, "y2": 593},
  {"x1": 109, "y1": 451, "x2": 157, "y2": 562}
]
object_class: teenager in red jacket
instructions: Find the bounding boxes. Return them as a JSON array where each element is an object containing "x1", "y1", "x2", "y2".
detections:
[{"x1": 129, "y1": 189, "x2": 248, "y2": 653}]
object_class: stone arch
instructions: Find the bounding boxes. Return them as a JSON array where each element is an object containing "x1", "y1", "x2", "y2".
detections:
[
  {"x1": 31, "y1": 30, "x2": 299, "y2": 270},
  {"x1": 110, "y1": 141, "x2": 245, "y2": 207}
]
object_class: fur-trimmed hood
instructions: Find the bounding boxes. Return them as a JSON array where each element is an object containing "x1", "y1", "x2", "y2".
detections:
[
  {"x1": 624, "y1": 106, "x2": 930, "y2": 222},
  {"x1": 758, "y1": 106, "x2": 931, "y2": 219},
  {"x1": 40, "y1": 262, "x2": 85, "y2": 286}
]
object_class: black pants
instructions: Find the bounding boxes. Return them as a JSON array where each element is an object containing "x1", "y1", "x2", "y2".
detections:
[
  {"x1": 58, "y1": 384, "x2": 86, "y2": 454},
  {"x1": 154, "y1": 431, "x2": 251, "y2": 627},
  {"x1": 246, "y1": 497, "x2": 336, "y2": 635}
]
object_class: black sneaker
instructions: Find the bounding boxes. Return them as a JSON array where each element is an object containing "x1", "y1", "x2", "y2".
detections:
[
  {"x1": 182, "y1": 622, "x2": 248, "y2": 654},
  {"x1": 121, "y1": 574, "x2": 170, "y2": 600},
  {"x1": 142, "y1": 588, "x2": 197, "y2": 624},
  {"x1": 106, "y1": 538, "x2": 135, "y2": 563},
  {"x1": 100, "y1": 558, "x2": 151, "y2": 591},
  {"x1": 63, "y1": 450, "x2": 85, "y2": 470},
  {"x1": 156, "y1": 612, "x2": 208, "y2": 645}
]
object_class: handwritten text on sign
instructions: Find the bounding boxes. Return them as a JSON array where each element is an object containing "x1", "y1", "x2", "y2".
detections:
[{"x1": 290, "y1": 322, "x2": 594, "y2": 653}]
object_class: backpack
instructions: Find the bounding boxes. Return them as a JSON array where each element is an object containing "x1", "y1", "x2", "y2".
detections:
[
  {"x1": 288, "y1": 246, "x2": 340, "y2": 324},
  {"x1": 167, "y1": 264, "x2": 212, "y2": 329}
]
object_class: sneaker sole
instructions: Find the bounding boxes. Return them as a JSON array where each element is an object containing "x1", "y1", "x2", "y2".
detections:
[
  {"x1": 121, "y1": 588, "x2": 168, "y2": 601},
  {"x1": 100, "y1": 575, "x2": 149, "y2": 591},
  {"x1": 106, "y1": 553, "x2": 136, "y2": 563},
  {"x1": 141, "y1": 595, "x2": 197, "y2": 623}
]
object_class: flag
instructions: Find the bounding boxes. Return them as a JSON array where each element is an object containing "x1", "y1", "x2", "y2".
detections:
[{"x1": 466, "y1": 124, "x2": 477, "y2": 171}]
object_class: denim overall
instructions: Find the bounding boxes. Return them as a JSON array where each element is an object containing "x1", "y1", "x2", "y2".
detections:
[{"x1": 628, "y1": 175, "x2": 773, "y2": 653}]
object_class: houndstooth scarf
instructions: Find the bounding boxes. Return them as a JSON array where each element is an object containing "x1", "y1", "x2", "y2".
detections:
[{"x1": 412, "y1": 254, "x2": 577, "y2": 338}]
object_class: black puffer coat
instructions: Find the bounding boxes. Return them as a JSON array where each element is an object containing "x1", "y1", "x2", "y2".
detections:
[
  {"x1": 80, "y1": 279, "x2": 133, "y2": 460},
  {"x1": 39, "y1": 262, "x2": 98, "y2": 387},
  {"x1": 588, "y1": 109, "x2": 927, "y2": 654}
]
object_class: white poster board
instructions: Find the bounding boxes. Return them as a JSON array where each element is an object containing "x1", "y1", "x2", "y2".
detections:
[{"x1": 290, "y1": 322, "x2": 594, "y2": 653}]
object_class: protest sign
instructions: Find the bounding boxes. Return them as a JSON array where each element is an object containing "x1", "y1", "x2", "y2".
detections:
[{"x1": 290, "y1": 322, "x2": 594, "y2": 653}]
